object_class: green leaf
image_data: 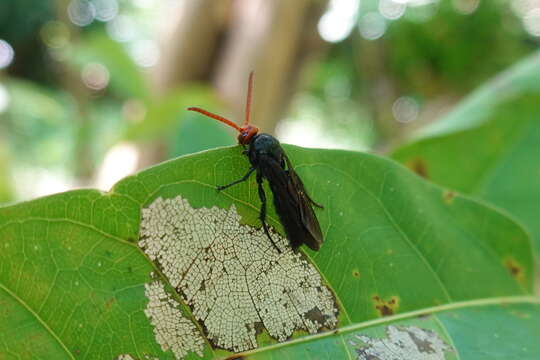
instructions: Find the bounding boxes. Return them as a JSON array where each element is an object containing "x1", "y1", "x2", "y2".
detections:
[
  {"x1": 0, "y1": 146, "x2": 537, "y2": 359},
  {"x1": 412, "y1": 52, "x2": 540, "y2": 138},
  {"x1": 391, "y1": 51, "x2": 540, "y2": 254}
]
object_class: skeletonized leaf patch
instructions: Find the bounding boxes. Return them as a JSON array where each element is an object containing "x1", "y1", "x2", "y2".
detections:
[
  {"x1": 350, "y1": 325, "x2": 454, "y2": 360},
  {"x1": 139, "y1": 196, "x2": 338, "y2": 352},
  {"x1": 144, "y1": 280, "x2": 205, "y2": 359}
]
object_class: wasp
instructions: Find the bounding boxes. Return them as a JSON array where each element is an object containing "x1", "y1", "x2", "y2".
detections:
[{"x1": 188, "y1": 72, "x2": 323, "y2": 253}]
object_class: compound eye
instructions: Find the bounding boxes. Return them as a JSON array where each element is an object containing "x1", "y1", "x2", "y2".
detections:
[
  {"x1": 237, "y1": 133, "x2": 247, "y2": 144},
  {"x1": 238, "y1": 125, "x2": 259, "y2": 145}
]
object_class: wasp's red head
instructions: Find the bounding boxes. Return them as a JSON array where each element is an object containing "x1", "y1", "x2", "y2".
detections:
[
  {"x1": 187, "y1": 72, "x2": 259, "y2": 145},
  {"x1": 237, "y1": 124, "x2": 258, "y2": 145}
]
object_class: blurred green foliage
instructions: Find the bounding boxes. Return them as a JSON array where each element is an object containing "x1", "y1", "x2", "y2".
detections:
[
  {"x1": 300, "y1": 0, "x2": 536, "y2": 145},
  {"x1": 392, "y1": 52, "x2": 540, "y2": 256},
  {"x1": 0, "y1": 0, "x2": 539, "y2": 204},
  {"x1": 384, "y1": 0, "x2": 530, "y2": 93}
]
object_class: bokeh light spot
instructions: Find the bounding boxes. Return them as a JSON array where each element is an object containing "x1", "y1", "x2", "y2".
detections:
[
  {"x1": 524, "y1": 8, "x2": 540, "y2": 37},
  {"x1": 511, "y1": 0, "x2": 535, "y2": 17},
  {"x1": 96, "y1": 143, "x2": 139, "y2": 191},
  {"x1": 14, "y1": 168, "x2": 74, "y2": 200},
  {"x1": 452, "y1": 0, "x2": 480, "y2": 15},
  {"x1": 318, "y1": 0, "x2": 360, "y2": 43},
  {"x1": 379, "y1": 0, "x2": 406, "y2": 20},
  {"x1": 0, "y1": 39, "x2": 15, "y2": 69},
  {"x1": 81, "y1": 63, "x2": 110, "y2": 90},
  {"x1": 392, "y1": 96, "x2": 419, "y2": 123},
  {"x1": 129, "y1": 39, "x2": 160, "y2": 68},
  {"x1": 68, "y1": 0, "x2": 95, "y2": 27},
  {"x1": 94, "y1": 0, "x2": 119, "y2": 22},
  {"x1": 106, "y1": 15, "x2": 136, "y2": 42},
  {"x1": 122, "y1": 99, "x2": 146, "y2": 123},
  {"x1": 40, "y1": 21, "x2": 70, "y2": 49},
  {"x1": 358, "y1": 12, "x2": 387, "y2": 40},
  {"x1": 393, "y1": 0, "x2": 436, "y2": 5}
]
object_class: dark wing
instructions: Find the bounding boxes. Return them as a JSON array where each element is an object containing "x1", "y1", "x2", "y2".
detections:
[
  {"x1": 259, "y1": 153, "x2": 323, "y2": 251},
  {"x1": 283, "y1": 154, "x2": 324, "y2": 250}
]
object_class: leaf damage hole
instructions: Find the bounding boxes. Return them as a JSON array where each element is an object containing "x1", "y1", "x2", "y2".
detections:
[
  {"x1": 407, "y1": 158, "x2": 429, "y2": 179},
  {"x1": 373, "y1": 295, "x2": 399, "y2": 316},
  {"x1": 138, "y1": 196, "x2": 338, "y2": 353},
  {"x1": 352, "y1": 269, "x2": 361, "y2": 278},
  {"x1": 144, "y1": 280, "x2": 205, "y2": 359},
  {"x1": 350, "y1": 325, "x2": 454, "y2": 360}
]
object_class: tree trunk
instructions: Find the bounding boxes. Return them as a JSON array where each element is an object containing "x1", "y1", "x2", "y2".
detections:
[{"x1": 137, "y1": 0, "x2": 327, "y2": 169}]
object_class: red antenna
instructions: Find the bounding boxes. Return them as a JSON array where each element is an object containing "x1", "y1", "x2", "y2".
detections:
[
  {"x1": 186, "y1": 107, "x2": 241, "y2": 131},
  {"x1": 187, "y1": 72, "x2": 259, "y2": 145},
  {"x1": 244, "y1": 71, "x2": 254, "y2": 127}
]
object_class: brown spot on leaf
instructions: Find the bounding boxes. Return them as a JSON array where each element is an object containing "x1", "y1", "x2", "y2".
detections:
[
  {"x1": 504, "y1": 258, "x2": 524, "y2": 281},
  {"x1": 406, "y1": 158, "x2": 429, "y2": 179},
  {"x1": 104, "y1": 297, "x2": 116, "y2": 311},
  {"x1": 373, "y1": 295, "x2": 399, "y2": 316},
  {"x1": 352, "y1": 269, "x2": 361, "y2": 278},
  {"x1": 443, "y1": 190, "x2": 455, "y2": 204}
]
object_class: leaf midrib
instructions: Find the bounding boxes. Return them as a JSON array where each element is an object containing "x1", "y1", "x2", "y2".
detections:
[{"x1": 234, "y1": 295, "x2": 540, "y2": 359}]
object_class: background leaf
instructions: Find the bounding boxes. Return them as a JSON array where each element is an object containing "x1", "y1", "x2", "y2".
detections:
[
  {"x1": 0, "y1": 146, "x2": 537, "y2": 358},
  {"x1": 391, "y1": 51, "x2": 540, "y2": 256}
]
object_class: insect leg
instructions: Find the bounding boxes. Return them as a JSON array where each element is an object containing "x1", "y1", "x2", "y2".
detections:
[
  {"x1": 305, "y1": 193, "x2": 324, "y2": 209},
  {"x1": 217, "y1": 167, "x2": 256, "y2": 191},
  {"x1": 256, "y1": 172, "x2": 282, "y2": 254}
]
